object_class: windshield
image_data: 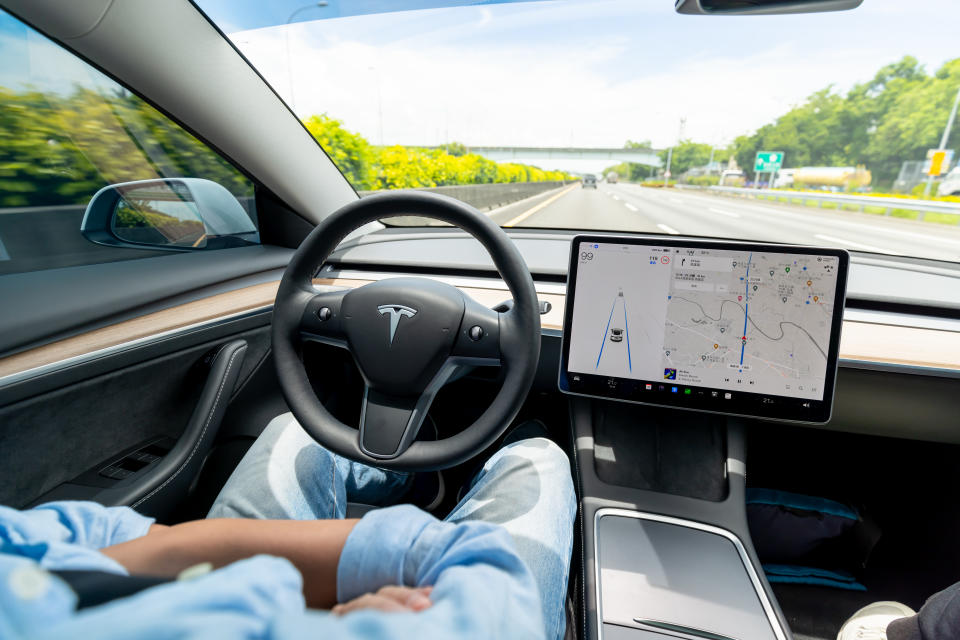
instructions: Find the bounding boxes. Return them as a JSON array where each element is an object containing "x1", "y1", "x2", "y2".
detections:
[{"x1": 198, "y1": 0, "x2": 960, "y2": 263}]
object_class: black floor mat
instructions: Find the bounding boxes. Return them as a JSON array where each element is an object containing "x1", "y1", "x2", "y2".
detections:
[
  {"x1": 772, "y1": 567, "x2": 954, "y2": 639},
  {"x1": 747, "y1": 425, "x2": 960, "y2": 639}
]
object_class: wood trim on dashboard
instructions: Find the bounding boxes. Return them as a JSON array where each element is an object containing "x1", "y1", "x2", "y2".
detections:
[{"x1": 0, "y1": 276, "x2": 958, "y2": 381}]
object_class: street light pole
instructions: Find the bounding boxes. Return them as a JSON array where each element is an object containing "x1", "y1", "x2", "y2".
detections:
[
  {"x1": 924, "y1": 85, "x2": 960, "y2": 198},
  {"x1": 664, "y1": 117, "x2": 684, "y2": 187},
  {"x1": 285, "y1": 2, "x2": 328, "y2": 115}
]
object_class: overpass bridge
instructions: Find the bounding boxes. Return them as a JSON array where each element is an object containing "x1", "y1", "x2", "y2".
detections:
[{"x1": 464, "y1": 146, "x2": 663, "y2": 175}]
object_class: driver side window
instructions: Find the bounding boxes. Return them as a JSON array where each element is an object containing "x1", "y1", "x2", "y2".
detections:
[{"x1": 0, "y1": 9, "x2": 258, "y2": 276}]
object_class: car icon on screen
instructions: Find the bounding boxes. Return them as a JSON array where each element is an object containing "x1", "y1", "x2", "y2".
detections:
[{"x1": 609, "y1": 327, "x2": 624, "y2": 342}]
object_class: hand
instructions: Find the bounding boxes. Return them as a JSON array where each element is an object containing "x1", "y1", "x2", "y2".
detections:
[{"x1": 332, "y1": 585, "x2": 433, "y2": 615}]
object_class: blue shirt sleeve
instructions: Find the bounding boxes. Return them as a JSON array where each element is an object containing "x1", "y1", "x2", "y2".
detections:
[
  {"x1": 0, "y1": 501, "x2": 155, "y2": 550},
  {"x1": 0, "y1": 501, "x2": 154, "y2": 574},
  {"x1": 2, "y1": 504, "x2": 545, "y2": 640},
  {"x1": 303, "y1": 504, "x2": 546, "y2": 640}
]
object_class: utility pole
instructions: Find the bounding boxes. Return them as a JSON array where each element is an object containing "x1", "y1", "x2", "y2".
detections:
[
  {"x1": 664, "y1": 117, "x2": 685, "y2": 186},
  {"x1": 663, "y1": 148, "x2": 673, "y2": 187},
  {"x1": 924, "y1": 85, "x2": 960, "y2": 197}
]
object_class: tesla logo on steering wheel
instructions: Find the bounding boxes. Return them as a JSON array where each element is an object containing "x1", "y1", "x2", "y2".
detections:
[{"x1": 377, "y1": 304, "x2": 418, "y2": 345}]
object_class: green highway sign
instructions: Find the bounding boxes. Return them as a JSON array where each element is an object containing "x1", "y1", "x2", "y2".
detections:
[{"x1": 754, "y1": 151, "x2": 784, "y2": 172}]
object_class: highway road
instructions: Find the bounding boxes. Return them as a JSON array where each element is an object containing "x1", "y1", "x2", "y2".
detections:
[{"x1": 487, "y1": 182, "x2": 960, "y2": 263}]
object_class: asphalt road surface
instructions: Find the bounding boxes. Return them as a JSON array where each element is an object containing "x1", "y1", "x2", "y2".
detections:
[{"x1": 487, "y1": 182, "x2": 960, "y2": 263}]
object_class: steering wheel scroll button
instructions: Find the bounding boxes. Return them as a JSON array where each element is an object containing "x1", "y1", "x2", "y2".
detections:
[
  {"x1": 469, "y1": 325, "x2": 484, "y2": 341},
  {"x1": 317, "y1": 306, "x2": 332, "y2": 321}
]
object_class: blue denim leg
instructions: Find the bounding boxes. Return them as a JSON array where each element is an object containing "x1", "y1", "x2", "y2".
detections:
[
  {"x1": 445, "y1": 437, "x2": 577, "y2": 640},
  {"x1": 208, "y1": 415, "x2": 577, "y2": 640},
  {"x1": 207, "y1": 413, "x2": 412, "y2": 520}
]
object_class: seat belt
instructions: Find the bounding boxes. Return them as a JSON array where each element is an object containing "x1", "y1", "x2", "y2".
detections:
[{"x1": 51, "y1": 569, "x2": 172, "y2": 609}]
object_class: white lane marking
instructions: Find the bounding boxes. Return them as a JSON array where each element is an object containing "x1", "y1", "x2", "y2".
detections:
[
  {"x1": 677, "y1": 190, "x2": 960, "y2": 249},
  {"x1": 814, "y1": 234, "x2": 901, "y2": 255},
  {"x1": 625, "y1": 203, "x2": 638, "y2": 212},
  {"x1": 503, "y1": 184, "x2": 578, "y2": 227},
  {"x1": 657, "y1": 223, "x2": 679, "y2": 235},
  {"x1": 485, "y1": 186, "x2": 567, "y2": 217},
  {"x1": 708, "y1": 207, "x2": 741, "y2": 218},
  {"x1": 748, "y1": 204, "x2": 960, "y2": 247},
  {"x1": 612, "y1": 195, "x2": 620, "y2": 201}
]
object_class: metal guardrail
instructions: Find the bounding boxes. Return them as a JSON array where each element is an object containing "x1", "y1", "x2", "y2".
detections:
[{"x1": 706, "y1": 186, "x2": 960, "y2": 224}]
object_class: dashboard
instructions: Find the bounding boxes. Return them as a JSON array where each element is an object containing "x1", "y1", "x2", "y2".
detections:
[
  {"x1": 318, "y1": 226, "x2": 960, "y2": 443},
  {"x1": 1, "y1": 226, "x2": 958, "y2": 442}
]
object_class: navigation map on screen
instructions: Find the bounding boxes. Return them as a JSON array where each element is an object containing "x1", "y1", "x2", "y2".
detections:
[{"x1": 562, "y1": 238, "x2": 846, "y2": 420}]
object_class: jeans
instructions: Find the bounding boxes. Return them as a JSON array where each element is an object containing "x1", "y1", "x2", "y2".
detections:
[{"x1": 209, "y1": 413, "x2": 577, "y2": 640}]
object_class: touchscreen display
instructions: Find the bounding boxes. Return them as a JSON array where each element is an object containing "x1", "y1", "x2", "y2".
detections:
[{"x1": 559, "y1": 236, "x2": 848, "y2": 423}]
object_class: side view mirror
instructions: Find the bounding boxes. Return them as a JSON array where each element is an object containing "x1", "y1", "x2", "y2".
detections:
[
  {"x1": 675, "y1": 0, "x2": 862, "y2": 15},
  {"x1": 81, "y1": 178, "x2": 258, "y2": 251}
]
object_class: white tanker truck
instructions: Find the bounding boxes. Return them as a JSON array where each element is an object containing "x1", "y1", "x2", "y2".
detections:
[{"x1": 773, "y1": 166, "x2": 872, "y2": 190}]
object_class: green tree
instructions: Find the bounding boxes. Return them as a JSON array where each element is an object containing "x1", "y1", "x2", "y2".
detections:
[
  {"x1": 659, "y1": 140, "x2": 729, "y2": 177},
  {"x1": 0, "y1": 87, "x2": 252, "y2": 208},
  {"x1": 438, "y1": 141, "x2": 467, "y2": 157},
  {"x1": 303, "y1": 114, "x2": 376, "y2": 190},
  {"x1": 729, "y1": 55, "x2": 960, "y2": 188}
]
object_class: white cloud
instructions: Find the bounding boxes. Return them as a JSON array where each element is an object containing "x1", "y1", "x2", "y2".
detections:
[{"x1": 229, "y1": 0, "x2": 958, "y2": 156}]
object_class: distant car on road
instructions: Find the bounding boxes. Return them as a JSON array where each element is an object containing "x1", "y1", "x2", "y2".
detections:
[
  {"x1": 582, "y1": 174, "x2": 598, "y2": 188},
  {"x1": 609, "y1": 327, "x2": 623, "y2": 342}
]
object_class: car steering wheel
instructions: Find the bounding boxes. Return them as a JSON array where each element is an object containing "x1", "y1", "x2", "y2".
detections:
[{"x1": 271, "y1": 191, "x2": 541, "y2": 471}]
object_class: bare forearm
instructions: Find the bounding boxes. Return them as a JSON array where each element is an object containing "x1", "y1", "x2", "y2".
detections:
[{"x1": 101, "y1": 518, "x2": 358, "y2": 608}]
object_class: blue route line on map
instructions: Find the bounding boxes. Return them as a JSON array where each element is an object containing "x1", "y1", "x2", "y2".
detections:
[
  {"x1": 596, "y1": 295, "x2": 617, "y2": 368},
  {"x1": 740, "y1": 252, "x2": 753, "y2": 366},
  {"x1": 623, "y1": 299, "x2": 632, "y2": 373}
]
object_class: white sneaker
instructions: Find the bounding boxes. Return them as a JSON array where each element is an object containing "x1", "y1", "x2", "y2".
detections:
[{"x1": 836, "y1": 601, "x2": 916, "y2": 640}]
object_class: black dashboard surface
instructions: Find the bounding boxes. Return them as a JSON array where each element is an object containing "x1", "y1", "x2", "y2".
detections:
[{"x1": 330, "y1": 227, "x2": 960, "y2": 313}]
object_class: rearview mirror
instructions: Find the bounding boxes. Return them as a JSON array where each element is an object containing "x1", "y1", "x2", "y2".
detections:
[
  {"x1": 675, "y1": 0, "x2": 862, "y2": 15},
  {"x1": 81, "y1": 179, "x2": 258, "y2": 251}
]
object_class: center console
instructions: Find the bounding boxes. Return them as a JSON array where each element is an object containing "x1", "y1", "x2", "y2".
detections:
[
  {"x1": 572, "y1": 401, "x2": 790, "y2": 640},
  {"x1": 559, "y1": 236, "x2": 848, "y2": 640}
]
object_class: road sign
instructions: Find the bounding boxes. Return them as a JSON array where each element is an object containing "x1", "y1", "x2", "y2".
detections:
[
  {"x1": 926, "y1": 149, "x2": 955, "y2": 176},
  {"x1": 755, "y1": 151, "x2": 784, "y2": 172}
]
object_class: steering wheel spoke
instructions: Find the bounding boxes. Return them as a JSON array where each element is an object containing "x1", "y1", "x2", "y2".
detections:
[
  {"x1": 299, "y1": 289, "x2": 348, "y2": 347},
  {"x1": 451, "y1": 295, "x2": 502, "y2": 363},
  {"x1": 359, "y1": 383, "x2": 438, "y2": 459}
]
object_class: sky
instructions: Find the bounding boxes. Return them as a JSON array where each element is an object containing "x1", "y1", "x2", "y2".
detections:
[
  {"x1": 3, "y1": 0, "x2": 957, "y2": 159},
  {"x1": 206, "y1": 0, "x2": 959, "y2": 152}
]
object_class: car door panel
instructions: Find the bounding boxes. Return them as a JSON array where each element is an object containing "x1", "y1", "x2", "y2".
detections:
[
  {"x1": 94, "y1": 339, "x2": 249, "y2": 519},
  {"x1": 0, "y1": 323, "x2": 272, "y2": 512}
]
